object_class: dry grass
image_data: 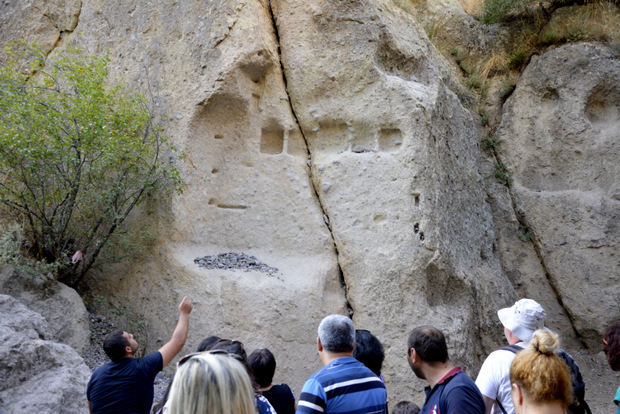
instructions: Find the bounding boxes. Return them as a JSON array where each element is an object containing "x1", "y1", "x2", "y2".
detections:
[
  {"x1": 482, "y1": 53, "x2": 509, "y2": 78},
  {"x1": 392, "y1": 0, "x2": 417, "y2": 15},
  {"x1": 543, "y1": 3, "x2": 620, "y2": 46},
  {"x1": 458, "y1": 0, "x2": 485, "y2": 16}
]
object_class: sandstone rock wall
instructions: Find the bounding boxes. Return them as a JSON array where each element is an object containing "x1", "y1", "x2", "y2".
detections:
[{"x1": 496, "y1": 43, "x2": 620, "y2": 349}]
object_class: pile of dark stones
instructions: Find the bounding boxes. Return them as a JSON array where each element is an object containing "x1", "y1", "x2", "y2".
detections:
[{"x1": 194, "y1": 252, "x2": 278, "y2": 275}]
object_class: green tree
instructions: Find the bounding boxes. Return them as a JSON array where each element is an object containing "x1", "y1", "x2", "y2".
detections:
[{"x1": 0, "y1": 43, "x2": 181, "y2": 287}]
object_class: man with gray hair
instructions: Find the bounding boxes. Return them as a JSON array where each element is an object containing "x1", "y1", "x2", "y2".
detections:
[{"x1": 296, "y1": 314, "x2": 387, "y2": 414}]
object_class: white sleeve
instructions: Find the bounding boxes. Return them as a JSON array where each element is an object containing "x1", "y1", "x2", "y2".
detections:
[{"x1": 475, "y1": 351, "x2": 502, "y2": 399}]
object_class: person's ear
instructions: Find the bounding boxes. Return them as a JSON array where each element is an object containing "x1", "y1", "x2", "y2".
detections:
[
  {"x1": 125, "y1": 345, "x2": 133, "y2": 356},
  {"x1": 511, "y1": 383, "x2": 523, "y2": 406},
  {"x1": 317, "y1": 336, "x2": 323, "y2": 352}
]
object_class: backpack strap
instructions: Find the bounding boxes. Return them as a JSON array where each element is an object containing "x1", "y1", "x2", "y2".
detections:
[
  {"x1": 493, "y1": 345, "x2": 522, "y2": 414},
  {"x1": 500, "y1": 344, "x2": 523, "y2": 354},
  {"x1": 496, "y1": 399, "x2": 509, "y2": 414}
]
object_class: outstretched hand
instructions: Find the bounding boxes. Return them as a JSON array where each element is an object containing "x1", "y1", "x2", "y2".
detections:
[{"x1": 179, "y1": 296, "x2": 193, "y2": 315}]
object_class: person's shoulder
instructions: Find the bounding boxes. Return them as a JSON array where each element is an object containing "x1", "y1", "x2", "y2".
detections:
[
  {"x1": 272, "y1": 383, "x2": 293, "y2": 393},
  {"x1": 444, "y1": 372, "x2": 485, "y2": 409},
  {"x1": 482, "y1": 346, "x2": 519, "y2": 366},
  {"x1": 89, "y1": 360, "x2": 114, "y2": 378},
  {"x1": 134, "y1": 351, "x2": 163, "y2": 371},
  {"x1": 453, "y1": 370, "x2": 478, "y2": 386}
]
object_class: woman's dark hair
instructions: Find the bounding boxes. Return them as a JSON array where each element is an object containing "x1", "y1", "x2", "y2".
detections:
[
  {"x1": 103, "y1": 330, "x2": 129, "y2": 362},
  {"x1": 196, "y1": 336, "x2": 222, "y2": 352},
  {"x1": 353, "y1": 329, "x2": 385, "y2": 377},
  {"x1": 392, "y1": 401, "x2": 421, "y2": 414},
  {"x1": 604, "y1": 321, "x2": 620, "y2": 371},
  {"x1": 248, "y1": 348, "x2": 276, "y2": 388}
]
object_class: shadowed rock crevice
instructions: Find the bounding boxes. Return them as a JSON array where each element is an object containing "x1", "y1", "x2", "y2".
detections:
[
  {"x1": 267, "y1": 0, "x2": 353, "y2": 317},
  {"x1": 506, "y1": 187, "x2": 586, "y2": 347}
]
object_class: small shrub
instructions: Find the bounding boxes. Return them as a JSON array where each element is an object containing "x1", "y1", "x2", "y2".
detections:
[
  {"x1": 424, "y1": 15, "x2": 454, "y2": 41},
  {"x1": 466, "y1": 72, "x2": 482, "y2": 90},
  {"x1": 507, "y1": 49, "x2": 527, "y2": 69},
  {"x1": 499, "y1": 79, "x2": 516, "y2": 100},
  {"x1": 481, "y1": 133, "x2": 502, "y2": 152},
  {"x1": 540, "y1": 27, "x2": 560, "y2": 45},
  {"x1": 491, "y1": 161, "x2": 513, "y2": 187},
  {"x1": 0, "y1": 43, "x2": 182, "y2": 287},
  {"x1": 0, "y1": 223, "x2": 60, "y2": 276},
  {"x1": 479, "y1": 110, "x2": 491, "y2": 126},
  {"x1": 566, "y1": 24, "x2": 591, "y2": 42},
  {"x1": 458, "y1": 87, "x2": 478, "y2": 108},
  {"x1": 481, "y1": 0, "x2": 529, "y2": 24},
  {"x1": 517, "y1": 224, "x2": 532, "y2": 241}
]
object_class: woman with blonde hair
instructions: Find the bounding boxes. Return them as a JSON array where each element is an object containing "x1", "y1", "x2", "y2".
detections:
[
  {"x1": 510, "y1": 329, "x2": 573, "y2": 414},
  {"x1": 167, "y1": 351, "x2": 256, "y2": 414}
]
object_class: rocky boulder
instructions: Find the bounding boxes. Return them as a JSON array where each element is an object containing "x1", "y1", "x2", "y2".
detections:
[
  {"x1": 0, "y1": 294, "x2": 90, "y2": 413},
  {"x1": 0, "y1": 264, "x2": 91, "y2": 355}
]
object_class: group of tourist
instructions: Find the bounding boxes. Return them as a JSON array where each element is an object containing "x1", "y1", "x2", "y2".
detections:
[{"x1": 85, "y1": 296, "x2": 620, "y2": 414}]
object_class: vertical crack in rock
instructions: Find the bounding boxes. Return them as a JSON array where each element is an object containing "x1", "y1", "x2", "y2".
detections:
[
  {"x1": 267, "y1": 1, "x2": 354, "y2": 318},
  {"x1": 45, "y1": 0, "x2": 83, "y2": 56},
  {"x1": 504, "y1": 183, "x2": 586, "y2": 349}
]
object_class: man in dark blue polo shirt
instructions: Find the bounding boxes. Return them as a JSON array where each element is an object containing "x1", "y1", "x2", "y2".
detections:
[
  {"x1": 296, "y1": 314, "x2": 387, "y2": 414},
  {"x1": 87, "y1": 296, "x2": 193, "y2": 414},
  {"x1": 406, "y1": 326, "x2": 484, "y2": 414}
]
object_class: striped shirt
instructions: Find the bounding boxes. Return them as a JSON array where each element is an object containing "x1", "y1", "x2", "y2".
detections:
[{"x1": 296, "y1": 357, "x2": 387, "y2": 414}]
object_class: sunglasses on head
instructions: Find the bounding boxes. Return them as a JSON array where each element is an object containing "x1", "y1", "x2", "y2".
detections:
[
  {"x1": 215, "y1": 339, "x2": 244, "y2": 347},
  {"x1": 178, "y1": 349, "x2": 245, "y2": 367}
]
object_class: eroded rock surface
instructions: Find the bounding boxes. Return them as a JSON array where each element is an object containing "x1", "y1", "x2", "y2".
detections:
[
  {"x1": 497, "y1": 43, "x2": 620, "y2": 349},
  {"x1": 0, "y1": 294, "x2": 90, "y2": 414},
  {"x1": 0, "y1": 265, "x2": 91, "y2": 355}
]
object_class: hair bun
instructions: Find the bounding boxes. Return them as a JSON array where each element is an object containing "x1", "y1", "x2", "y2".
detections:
[{"x1": 529, "y1": 329, "x2": 559, "y2": 355}]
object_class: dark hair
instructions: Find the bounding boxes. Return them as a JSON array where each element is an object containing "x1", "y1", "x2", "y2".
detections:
[
  {"x1": 407, "y1": 326, "x2": 449, "y2": 364},
  {"x1": 392, "y1": 401, "x2": 421, "y2": 414},
  {"x1": 196, "y1": 336, "x2": 222, "y2": 352},
  {"x1": 207, "y1": 339, "x2": 258, "y2": 391},
  {"x1": 604, "y1": 321, "x2": 620, "y2": 371},
  {"x1": 248, "y1": 348, "x2": 276, "y2": 388},
  {"x1": 103, "y1": 330, "x2": 130, "y2": 362},
  {"x1": 353, "y1": 329, "x2": 384, "y2": 377}
]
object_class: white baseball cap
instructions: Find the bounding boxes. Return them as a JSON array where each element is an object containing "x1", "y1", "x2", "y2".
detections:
[{"x1": 498, "y1": 298, "x2": 546, "y2": 342}]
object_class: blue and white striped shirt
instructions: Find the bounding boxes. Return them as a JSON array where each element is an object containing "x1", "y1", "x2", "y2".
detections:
[{"x1": 296, "y1": 357, "x2": 387, "y2": 414}]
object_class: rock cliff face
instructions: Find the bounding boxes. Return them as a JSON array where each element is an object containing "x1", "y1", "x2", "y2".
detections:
[
  {"x1": 496, "y1": 43, "x2": 620, "y2": 350},
  {"x1": 1, "y1": 0, "x2": 618, "y2": 406}
]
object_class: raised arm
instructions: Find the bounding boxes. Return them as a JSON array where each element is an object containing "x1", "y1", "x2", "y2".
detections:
[{"x1": 158, "y1": 296, "x2": 193, "y2": 368}]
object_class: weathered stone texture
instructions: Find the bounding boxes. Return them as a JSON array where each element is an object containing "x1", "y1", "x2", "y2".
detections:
[
  {"x1": 0, "y1": 294, "x2": 90, "y2": 414},
  {"x1": 271, "y1": 0, "x2": 515, "y2": 399},
  {"x1": 497, "y1": 43, "x2": 620, "y2": 349},
  {"x1": 0, "y1": 265, "x2": 91, "y2": 355}
]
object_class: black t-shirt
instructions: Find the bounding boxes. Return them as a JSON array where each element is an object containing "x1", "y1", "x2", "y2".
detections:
[
  {"x1": 262, "y1": 383, "x2": 296, "y2": 414},
  {"x1": 87, "y1": 352, "x2": 163, "y2": 414}
]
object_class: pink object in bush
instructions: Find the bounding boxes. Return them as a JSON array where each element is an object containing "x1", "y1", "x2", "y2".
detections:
[{"x1": 71, "y1": 250, "x2": 83, "y2": 264}]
